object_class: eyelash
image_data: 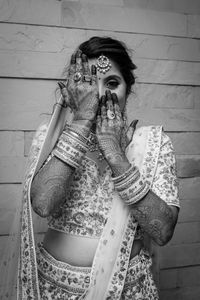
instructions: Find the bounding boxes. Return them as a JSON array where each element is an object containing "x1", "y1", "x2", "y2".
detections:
[{"x1": 106, "y1": 80, "x2": 119, "y2": 89}]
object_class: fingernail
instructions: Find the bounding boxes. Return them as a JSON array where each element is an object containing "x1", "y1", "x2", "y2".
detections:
[
  {"x1": 58, "y1": 81, "x2": 65, "y2": 89},
  {"x1": 105, "y1": 90, "x2": 112, "y2": 101},
  {"x1": 76, "y1": 49, "x2": 82, "y2": 58},
  {"x1": 130, "y1": 120, "x2": 138, "y2": 128},
  {"x1": 101, "y1": 95, "x2": 106, "y2": 105},
  {"x1": 82, "y1": 53, "x2": 88, "y2": 62},
  {"x1": 91, "y1": 65, "x2": 96, "y2": 75},
  {"x1": 112, "y1": 93, "x2": 118, "y2": 103},
  {"x1": 70, "y1": 53, "x2": 76, "y2": 64}
]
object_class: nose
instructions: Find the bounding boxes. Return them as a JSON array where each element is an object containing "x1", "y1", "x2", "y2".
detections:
[{"x1": 97, "y1": 80, "x2": 106, "y2": 98}]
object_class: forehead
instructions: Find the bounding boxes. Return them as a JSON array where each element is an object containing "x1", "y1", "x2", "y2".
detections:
[{"x1": 88, "y1": 58, "x2": 123, "y2": 79}]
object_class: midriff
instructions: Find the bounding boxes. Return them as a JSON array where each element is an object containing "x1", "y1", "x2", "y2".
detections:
[{"x1": 43, "y1": 228, "x2": 143, "y2": 267}]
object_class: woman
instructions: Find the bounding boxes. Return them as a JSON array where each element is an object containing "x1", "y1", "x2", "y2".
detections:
[{"x1": 7, "y1": 37, "x2": 180, "y2": 299}]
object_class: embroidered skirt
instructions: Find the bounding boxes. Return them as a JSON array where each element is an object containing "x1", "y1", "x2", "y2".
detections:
[{"x1": 36, "y1": 243, "x2": 158, "y2": 299}]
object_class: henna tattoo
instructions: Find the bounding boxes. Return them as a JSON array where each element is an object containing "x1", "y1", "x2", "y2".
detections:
[
  {"x1": 131, "y1": 190, "x2": 178, "y2": 246},
  {"x1": 31, "y1": 156, "x2": 74, "y2": 217},
  {"x1": 66, "y1": 51, "x2": 98, "y2": 125},
  {"x1": 96, "y1": 91, "x2": 130, "y2": 176}
]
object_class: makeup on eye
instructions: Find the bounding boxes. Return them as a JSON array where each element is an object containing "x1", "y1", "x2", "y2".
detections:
[{"x1": 104, "y1": 76, "x2": 121, "y2": 90}]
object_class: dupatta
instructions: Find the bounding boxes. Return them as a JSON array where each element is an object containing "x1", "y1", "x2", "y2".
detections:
[{"x1": 1, "y1": 94, "x2": 162, "y2": 299}]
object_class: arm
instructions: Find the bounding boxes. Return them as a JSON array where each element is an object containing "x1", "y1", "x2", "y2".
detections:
[
  {"x1": 96, "y1": 92, "x2": 179, "y2": 246},
  {"x1": 130, "y1": 192, "x2": 178, "y2": 246},
  {"x1": 31, "y1": 154, "x2": 75, "y2": 218},
  {"x1": 106, "y1": 152, "x2": 178, "y2": 246},
  {"x1": 31, "y1": 51, "x2": 98, "y2": 217}
]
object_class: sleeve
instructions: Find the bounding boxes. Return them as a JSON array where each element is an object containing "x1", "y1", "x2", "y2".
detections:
[{"x1": 151, "y1": 131, "x2": 180, "y2": 208}]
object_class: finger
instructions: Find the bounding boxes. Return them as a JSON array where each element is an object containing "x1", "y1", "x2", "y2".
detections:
[
  {"x1": 68, "y1": 53, "x2": 76, "y2": 75},
  {"x1": 112, "y1": 93, "x2": 122, "y2": 119},
  {"x1": 130, "y1": 119, "x2": 139, "y2": 132},
  {"x1": 91, "y1": 65, "x2": 97, "y2": 84},
  {"x1": 82, "y1": 54, "x2": 90, "y2": 75},
  {"x1": 105, "y1": 89, "x2": 114, "y2": 113},
  {"x1": 57, "y1": 81, "x2": 71, "y2": 108},
  {"x1": 100, "y1": 95, "x2": 107, "y2": 121},
  {"x1": 126, "y1": 120, "x2": 138, "y2": 145},
  {"x1": 75, "y1": 49, "x2": 83, "y2": 73},
  {"x1": 96, "y1": 106, "x2": 102, "y2": 133},
  {"x1": 105, "y1": 89, "x2": 112, "y2": 101},
  {"x1": 58, "y1": 81, "x2": 65, "y2": 90}
]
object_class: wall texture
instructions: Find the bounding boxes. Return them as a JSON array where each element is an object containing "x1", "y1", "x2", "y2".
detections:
[{"x1": 0, "y1": 1, "x2": 200, "y2": 299}]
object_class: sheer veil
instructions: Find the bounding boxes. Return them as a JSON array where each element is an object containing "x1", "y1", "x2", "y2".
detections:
[{"x1": 0, "y1": 95, "x2": 70, "y2": 300}]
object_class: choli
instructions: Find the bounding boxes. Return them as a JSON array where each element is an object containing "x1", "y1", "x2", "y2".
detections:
[{"x1": 47, "y1": 156, "x2": 143, "y2": 239}]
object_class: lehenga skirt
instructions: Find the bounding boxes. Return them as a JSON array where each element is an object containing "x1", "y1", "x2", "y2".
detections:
[{"x1": 36, "y1": 243, "x2": 159, "y2": 299}]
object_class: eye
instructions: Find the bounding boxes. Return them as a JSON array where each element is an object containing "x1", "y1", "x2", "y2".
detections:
[{"x1": 106, "y1": 80, "x2": 119, "y2": 90}]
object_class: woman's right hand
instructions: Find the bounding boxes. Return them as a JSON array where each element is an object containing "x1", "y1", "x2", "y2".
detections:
[{"x1": 61, "y1": 50, "x2": 99, "y2": 126}]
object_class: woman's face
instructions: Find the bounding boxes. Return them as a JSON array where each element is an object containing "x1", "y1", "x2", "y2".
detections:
[{"x1": 89, "y1": 58, "x2": 127, "y2": 112}]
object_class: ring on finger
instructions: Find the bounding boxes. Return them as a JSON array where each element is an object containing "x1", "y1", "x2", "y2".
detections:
[
  {"x1": 73, "y1": 72, "x2": 82, "y2": 82},
  {"x1": 82, "y1": 75, "x2": 92, "y2": 83},
  {"x1": 107, "y1": 109, "x2": 115, "y2": 120}
]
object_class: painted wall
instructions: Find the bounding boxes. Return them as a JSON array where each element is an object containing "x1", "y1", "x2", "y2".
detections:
[{"x1": 0, "y1": 1, "x2": 200, "y2": 299}]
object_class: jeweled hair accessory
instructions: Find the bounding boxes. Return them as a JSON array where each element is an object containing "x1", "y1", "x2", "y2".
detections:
[{"x1": 96, "y1": 55, "x2": 112, "y2": 74}]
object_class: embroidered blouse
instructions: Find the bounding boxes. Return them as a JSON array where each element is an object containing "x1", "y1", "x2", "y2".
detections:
[{"x1": 30, "y1": 124, "x2": 180, "y2": 239}]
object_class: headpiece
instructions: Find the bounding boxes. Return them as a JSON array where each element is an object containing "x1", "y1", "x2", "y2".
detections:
[{"x1": 96, "y1": 55, "x2": 112, "y2": 74}]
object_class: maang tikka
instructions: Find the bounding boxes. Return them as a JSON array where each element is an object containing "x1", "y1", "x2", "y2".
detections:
[{"x1": 96, "y1": 55, "x2": 112, "y2": 74}]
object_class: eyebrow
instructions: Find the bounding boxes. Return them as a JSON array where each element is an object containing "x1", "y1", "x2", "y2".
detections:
[{"x1": 104, "y1": 74, "x2": 122, "y2": 81}]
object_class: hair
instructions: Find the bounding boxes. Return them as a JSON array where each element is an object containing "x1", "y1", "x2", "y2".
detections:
[{"x1": 78, "y1": 36, "x2": 137, "y2": 96}]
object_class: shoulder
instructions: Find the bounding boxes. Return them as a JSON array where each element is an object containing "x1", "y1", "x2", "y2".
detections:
[{"x1": 130, "y1": 125, "x2": 163, "y2": 145}]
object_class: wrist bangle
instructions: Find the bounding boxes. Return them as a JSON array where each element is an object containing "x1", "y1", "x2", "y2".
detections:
[
  {"x1": 113, "y1": 165, "x2": 150, "y2": 205},
  {"x1": 53, "y1": 126, "x2": 89, "y2": 169}
]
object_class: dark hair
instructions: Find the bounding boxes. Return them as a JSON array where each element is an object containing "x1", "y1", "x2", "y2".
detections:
[{"x1": 78, "y1": 36, "x2": 137, "y2": 96}]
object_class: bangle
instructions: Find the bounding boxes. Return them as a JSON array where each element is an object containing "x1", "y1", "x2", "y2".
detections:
[
  {"x1": 112, "y1": 165, "x2": 150, "y2": 205},
  {"x1": 64, "y1": 124, "x2": 90, "y2": 145},
  {"x1": 112, "y1": 165, "x2": 137, "y2": 184},
  {"x1": 53, "y1": 126, "x2": 89, "y2": 169}
]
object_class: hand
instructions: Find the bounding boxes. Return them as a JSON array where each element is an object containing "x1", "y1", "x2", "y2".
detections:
[
  {"x1": 96, "y1": 90, "x2": 125, "y2": 164},
  {"x1": 60, "y1": 50, "x2": 99, "y2": 123},
  {"x1": 96, "y1": 90, "x2": 138, "y2": 175}
]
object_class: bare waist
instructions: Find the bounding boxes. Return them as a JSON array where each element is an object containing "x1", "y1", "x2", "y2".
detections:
[{"x1": 43, "y1": 228, "x2": 143, "y2": 267}]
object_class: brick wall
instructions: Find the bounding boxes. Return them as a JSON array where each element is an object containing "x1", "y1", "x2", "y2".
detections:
[{"x1": 0, "y1": 1, "x2": 200, "y2": 299}]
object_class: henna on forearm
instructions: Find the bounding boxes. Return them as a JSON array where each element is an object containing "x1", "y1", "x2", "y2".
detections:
[
  {"x1": 109, "y1": 155, "x2": 131, "y2": 177},
  {"x1": 98, "y1": 135, "x2": 131, "y2": 176},
  {"x1": 31, "y1": 156, "x2": 74, "y2": 217},
  {"x1": 131, "y1": 190, "x2": 178, "y2": 246}
]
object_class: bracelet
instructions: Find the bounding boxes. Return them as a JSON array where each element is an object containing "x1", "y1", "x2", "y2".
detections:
[
  {"x1": 114, "y1": 169, "x2": 140, "y2": 192},
  {"x1": 112, "y1": 165, "x2": 150, "y2": 205},
  {"x1": 64, "y1": 124, "x2": 90, "y2": 145},
  {"x1": 53, "y1": 126, "x2": 89, "y2": 169},
  {"x1": 120, "y1": 180, "x2": 149, "y2": 205},
  {"x1": 112, "y1": 165, "x2": 137, "y2": 184}
]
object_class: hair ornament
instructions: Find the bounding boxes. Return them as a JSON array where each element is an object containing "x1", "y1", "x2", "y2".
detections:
[{"x1": 96, "y1": 55, "x2": 112, "y2": 74}]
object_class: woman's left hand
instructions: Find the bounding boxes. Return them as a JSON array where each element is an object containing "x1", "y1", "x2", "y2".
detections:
[{"x1": 96, "y1": 90, "x2": 126, "y2": 166}]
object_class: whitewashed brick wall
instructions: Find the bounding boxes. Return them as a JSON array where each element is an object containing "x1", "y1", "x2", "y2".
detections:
[{"x1": 0, "y1": 1, "x2": 200, "y2": 299}]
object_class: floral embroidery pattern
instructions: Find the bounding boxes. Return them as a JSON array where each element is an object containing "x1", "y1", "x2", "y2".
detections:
[
  {"x1": 37, "y1": 244, "x2": 158, "y2": 300},
  {"x1": 151, "y1": 132, "x2": 180, "y2": 207},
  {"x1": 19, "y1": 123, "x2": 179, "y2": 299},
  {"x1": 48, "y1": 157, "x2": 114, "y2": 237}
]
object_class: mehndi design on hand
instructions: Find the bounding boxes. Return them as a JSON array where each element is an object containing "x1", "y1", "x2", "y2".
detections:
[
  {"x1": 96, "y1": 90, "x2": 130, "y2": 175},
  {"x1": 64, "y1": 49, "x2": 99, "y2": 118}
]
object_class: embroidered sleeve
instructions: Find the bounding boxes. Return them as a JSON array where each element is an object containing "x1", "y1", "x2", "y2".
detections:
[{"x1": 151, "y1": 131, "x2": 180, "y2": 207}]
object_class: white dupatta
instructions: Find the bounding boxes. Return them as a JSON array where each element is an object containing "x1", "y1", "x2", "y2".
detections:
[{"x1": 1, "y1": 92, "x2": 162, "y2": 299}]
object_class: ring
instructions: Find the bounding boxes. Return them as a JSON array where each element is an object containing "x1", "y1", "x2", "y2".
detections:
[
  {"x1": 107, "y1": 110, "x2": 115, "y2": 120},
  {"x1": 82, "y1": 75, "x2": 92, "y2": 83},
  {"x1": 73, "y1": 72, "x2": 82, "y2": 82}
]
